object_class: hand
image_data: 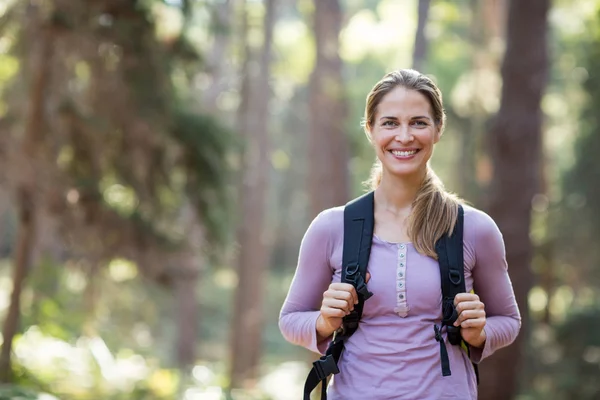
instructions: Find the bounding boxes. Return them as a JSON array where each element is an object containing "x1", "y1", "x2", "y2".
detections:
[
  {"x1": 453, "y1": 293, "x2": 487, "y2": 348},
  {"x1": 316, "y1": 272, "x2": 371, "y2": 340}
]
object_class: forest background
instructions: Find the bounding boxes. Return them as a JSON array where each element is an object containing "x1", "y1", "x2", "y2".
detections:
[{"x1": 0, "y1": 0, "x2": 598, "y2": 399}]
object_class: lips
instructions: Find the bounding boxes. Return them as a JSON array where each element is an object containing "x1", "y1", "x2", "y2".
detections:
[{"x1": 388, "y1": 149, "x2": 420, "y2": 159}]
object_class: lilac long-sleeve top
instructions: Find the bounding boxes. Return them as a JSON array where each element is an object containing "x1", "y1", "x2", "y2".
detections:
[{"x1": 279, "y1": 204, "x2": 521, "y2": 399}]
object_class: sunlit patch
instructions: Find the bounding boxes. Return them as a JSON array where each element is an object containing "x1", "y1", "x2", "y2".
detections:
[{"x1": 108, "y1": 258, "x2": 138, "y2": 282}]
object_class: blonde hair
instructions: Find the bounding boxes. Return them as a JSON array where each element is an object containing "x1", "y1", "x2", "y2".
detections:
[{"x1": 363, "y1": 69, "x2": 461, "y2": 259}]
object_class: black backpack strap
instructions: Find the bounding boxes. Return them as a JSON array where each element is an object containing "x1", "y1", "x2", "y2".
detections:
[
  {"x1": 433, "y1": 205, "x2": 480, "y2": 383},
  {"x1": 434, "y1": 204, "x2": 466, "y2": 377},
  {"x1": 340, "y1": 191, "x2": 375, "y2": 335},
  {"x1": 303, "y1": 192, "x2": 375, "y2": 400}
]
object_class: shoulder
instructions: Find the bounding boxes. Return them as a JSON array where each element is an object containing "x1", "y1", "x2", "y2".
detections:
[
  {"x1": 461, "y1": 204, "x2": 504, "y2": 249},
  {"x1": 305, "y1": 206, "x2": 345, "y2": 242}
]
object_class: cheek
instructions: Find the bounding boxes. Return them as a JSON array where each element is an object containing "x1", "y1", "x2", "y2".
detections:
[{"x1": 371, "y1": 129, "x2": 395, "y2": 148}]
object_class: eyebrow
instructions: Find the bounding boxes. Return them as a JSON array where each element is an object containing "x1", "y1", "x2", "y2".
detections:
[{"x1": 379, "y1": 115, "x2": 432, "y2": 121}]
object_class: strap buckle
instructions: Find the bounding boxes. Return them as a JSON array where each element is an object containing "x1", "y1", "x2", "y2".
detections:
[
  {"x1": 345, "y1": 263, "x2": 373, "y2": 301},
  {"x1": 434, "y1": 324, "x2": 443, "y2": 342},
  {"x1": 312, "y1": 354, "x2": 340, "y2": 381}
]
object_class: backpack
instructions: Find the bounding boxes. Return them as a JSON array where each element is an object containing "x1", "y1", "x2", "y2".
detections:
[{"x1": 303, "y1": 191, "x2": 479, "y2": 400}]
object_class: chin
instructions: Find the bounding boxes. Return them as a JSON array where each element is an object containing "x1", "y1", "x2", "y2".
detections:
[{"x1": 383, "y1": 165, "x2": 424, "y2": 179}]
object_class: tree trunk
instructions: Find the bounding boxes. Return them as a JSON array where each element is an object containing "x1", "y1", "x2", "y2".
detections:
[
  {"x1": 202, "y1": 0, "x2": 233, "y2": 112},
  {"x1": 308, "y1": 0, "x2": 349, "y2": 218},
  {"x1": 412, "y1": 0, "x2": 431, "y2": 72},
  {"x1": 172, "y1": 203, "x2": 204, "y2": 371},
  {"x1": 0, "y1": 17, "x2": 53, "y2": 383},
  {"x1": 457, "y1": 0, "x2": 493, "y2": 205},
  {"x1": 480, "y1": 0, "x2": 550, "y2": 398},
  {"x1": 229, "y1": 0, "x2": 277, "y2": 390},
  {"x1": 175, "y1": 270, "x2": 199, "y2": 368}
]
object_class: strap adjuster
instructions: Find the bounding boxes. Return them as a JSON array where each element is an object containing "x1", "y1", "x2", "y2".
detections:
[{"x1": 312, "y1": 354, "x2": 340, "y2": 381}]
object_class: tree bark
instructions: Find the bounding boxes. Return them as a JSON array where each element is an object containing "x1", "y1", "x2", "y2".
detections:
[
  {"x1": 412, "y1": 0, "x2": 431, "y2": 72},
  {"x1": 202, "y1": 0, "x2": 233, "y2": 112},
  {"x1": 229, "y1": 0, "x2": 277, "y2": 390},
  {"x1": 0, "y1": 18, "x2": 53, "y2": 383},
  {"x1": 175, "y1": 270, "x2": 198, "y2": 368},
  {"x1": 308, "y1": 0, "x2": 349, "y2": 218},
  {"x1": 480, "y1": 0, "x2": 550, "y2": 398}
]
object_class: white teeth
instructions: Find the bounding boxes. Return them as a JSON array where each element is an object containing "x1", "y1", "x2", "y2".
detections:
[{"x1": 391, "y1": 150, "x2": 417, "y2": 157}]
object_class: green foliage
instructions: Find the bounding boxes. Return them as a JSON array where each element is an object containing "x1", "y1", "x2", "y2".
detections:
[
  {"x1": 553, "y1": 305, "x2": 600, "y2": 399},
  {"x1": 0, "y1": 385, "x2": 55, "y2": 400},
  {"x1": 171, "y1": 109, "x2": 236, "y2": 245}
]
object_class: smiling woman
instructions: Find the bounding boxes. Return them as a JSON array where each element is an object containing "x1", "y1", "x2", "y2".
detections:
[
  {"x1": 279, "y1": 69, "x2": 521, "y2": 400},
  {"x1": 363, "y1": 70, "x2": 456, "y2": 258}
]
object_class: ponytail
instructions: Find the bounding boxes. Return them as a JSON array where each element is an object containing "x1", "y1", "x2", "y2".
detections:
[{"x1": 366, "y1": 164, "x2": 461, "y2": 259}]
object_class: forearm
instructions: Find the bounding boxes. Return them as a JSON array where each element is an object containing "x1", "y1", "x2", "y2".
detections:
[
  {"x1": 469, "y1": 315, "x2": 520, "y2": 362},
  {"x1": 279, "y1": 309, "x2": 330, "y2": 355}
]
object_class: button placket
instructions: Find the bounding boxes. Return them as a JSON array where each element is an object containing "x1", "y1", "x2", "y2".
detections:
[{"x1": 394, "y1": 243, "x2": 409, "y2": 317}]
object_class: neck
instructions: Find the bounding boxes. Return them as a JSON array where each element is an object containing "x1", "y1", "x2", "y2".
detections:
[{"x1": 375, "y1": 168, "x2": 427, "y2": 215}]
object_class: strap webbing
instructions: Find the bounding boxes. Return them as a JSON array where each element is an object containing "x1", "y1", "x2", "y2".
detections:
[
  {"x1": 341, "y1": 191, "x2": 375, "y2": 336},
  {"x1": 303, "y1": 192, "x2": 375, "y2": 399},
  {"x1": 434, "y1": 205, "x2": 466, "y2": 377}
]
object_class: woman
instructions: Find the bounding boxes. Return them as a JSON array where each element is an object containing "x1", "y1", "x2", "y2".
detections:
[{"x1": 279, "y1": 69, "x2": 520, "y2": 399}]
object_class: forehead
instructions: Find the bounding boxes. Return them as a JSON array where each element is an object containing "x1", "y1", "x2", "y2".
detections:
[{"x1": 376, "y1": 86, "x2": 432, "y2": 118}]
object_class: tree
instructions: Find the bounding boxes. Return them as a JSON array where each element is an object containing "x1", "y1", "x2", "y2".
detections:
[
  {"x1": 412, "y1": 0, "x2": 431, "y2": 72},
  {"x1": 229, "y1": 0, "x2": 277, "y2": 389},
  {"x1": 481, "y1": 0, "x2": 550, "y2": 398},
  {"x1": 307, "y1": 0, "x2": 349, "y2": 218},
  {"x1": 0, "y1": 7, "x2": 54, "y2": 382},
  {"x1": 0, "y1": 0, "x2": 231, "y2": 380}
]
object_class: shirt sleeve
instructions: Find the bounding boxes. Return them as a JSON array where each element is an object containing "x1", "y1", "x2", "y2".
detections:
[
  {"x1": 278, "y1": 209, "x2": 336, "y2": 355},
  {"x1": 467, "y1": 210, "x2": 521, "y2": 363}
]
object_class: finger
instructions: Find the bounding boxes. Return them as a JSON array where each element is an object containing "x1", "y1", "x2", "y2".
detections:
[
  {"x1": 329, "y1": 284, "x2": 359, "y2": 305},
  {"x1": 335, "y1": 289, "x2": 356, "y2": 306},
  {"x1": 454, "y1": 293, "x2": 480, "y2": 306},
  {"x1": 455, "y1": 301, "x2": 485, "y2": 313},
  {"x1": 323, "y1": 298, "x2": 353, "y2": 313},
  {"x1": 321, "y1": 306, "x2": 346, "y2": 319},
  {"x1": 460, "y1": 317, "x2": 486, "y2": 329},
  {"x1": 330, "y1": 290, "x2": 357, "y2": 309},
  {"x1": 329, "y1": 282, "x2": 357, "y2": 292},
  {"x1": 325, "y1": 289, "x2": 353, "y2": 302},
  {"x1": 454, "y1": 309, "x2": 486, "y2": 326}
]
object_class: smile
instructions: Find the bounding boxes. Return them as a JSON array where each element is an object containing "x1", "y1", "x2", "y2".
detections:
[{"x1": 389, "y1": 149, "x2": 419, "y2": 158}]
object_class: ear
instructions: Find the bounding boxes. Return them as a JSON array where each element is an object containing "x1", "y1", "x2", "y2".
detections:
[
  {"x1": 433, "y1": 125, "x2": 443, "y2": 144},
  {"x1": 364, "y1": 126, "x2": 374, "y2": 144}
]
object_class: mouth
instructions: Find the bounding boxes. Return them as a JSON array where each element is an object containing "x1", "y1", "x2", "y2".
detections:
[{"x1": 388, "y1": 149, "x2": 420, "y2": 159}]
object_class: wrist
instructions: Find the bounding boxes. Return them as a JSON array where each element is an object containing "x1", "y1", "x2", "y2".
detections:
[
  {"x1": 316, "y1": 314, "x2": 335, "y2": 341},
  {"x1": 470, "y1": 329, "x2": 487, "y2": 348}
]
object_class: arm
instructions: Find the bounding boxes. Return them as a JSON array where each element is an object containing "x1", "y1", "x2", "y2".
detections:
[
  {"x1": 468, "y1": 211, "x2": 521, "y2": 363},
  {"x1": 279, "y1": 209, "x2": 336, "y2": 355}
]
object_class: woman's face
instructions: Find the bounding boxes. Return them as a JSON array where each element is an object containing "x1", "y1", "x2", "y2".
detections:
[{"x1": 368, "y1": 86, "x2": 440, "y2": 179}]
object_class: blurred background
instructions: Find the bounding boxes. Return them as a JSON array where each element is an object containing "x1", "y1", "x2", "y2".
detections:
[{"x1": 0, "y1": 0, "x2": 598, "y2": 399}]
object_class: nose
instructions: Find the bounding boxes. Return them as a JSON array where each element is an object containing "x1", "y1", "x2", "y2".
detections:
[{"x1": 395, "y1": 125, "x2": 413, "y2": 144}]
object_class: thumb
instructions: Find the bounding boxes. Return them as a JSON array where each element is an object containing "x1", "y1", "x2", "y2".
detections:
[{"x1": 366, "y1": 272, "x2": 371, "y2": 283}]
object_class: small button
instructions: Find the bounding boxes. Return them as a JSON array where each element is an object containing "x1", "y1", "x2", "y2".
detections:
[
  {"x1": 399, "y1": 262, "x2": 405, "y2": 268},
  {"x1": 397, "y1": 271, "x2": 403, "y2": 278},
  {"x1": 399, "y1": 294, "x2": 404, "y2": 300},
  {"x1": 400, "y1": 253, "x2": 405, "y2": 259},
  {"x1": 398, "y1": 282, "x2": 404, "y2": 288},
  {"x1": 400, "y1": 244, "x2": 405, "y2": 250}
]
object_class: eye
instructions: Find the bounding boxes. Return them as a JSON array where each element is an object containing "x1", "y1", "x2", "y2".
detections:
[
  {"x1": 412, "y1": 120, "x2": 428, "y2": 127},
  {"x1": 382, "y1": 120, "x2": 398, "y2": 127}
]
